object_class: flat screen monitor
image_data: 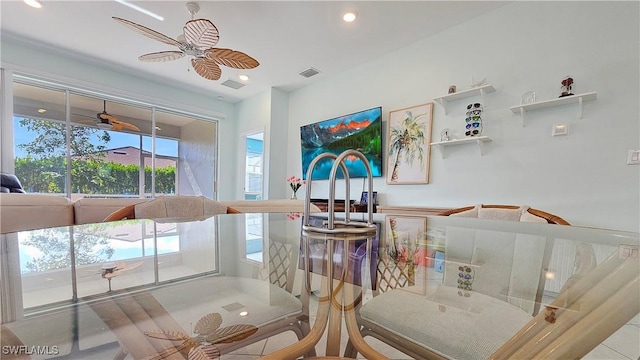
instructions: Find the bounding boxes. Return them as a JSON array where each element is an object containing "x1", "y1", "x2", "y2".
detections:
[{"x1": 300, "y1": 106, "x2": 382, "y2": 180}]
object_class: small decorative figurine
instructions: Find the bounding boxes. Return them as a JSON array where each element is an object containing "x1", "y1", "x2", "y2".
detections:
[
  {"x1": 448, "y1": 85, "x2": 457, "y2": 94},
  {"x1": 521, "y1": 90, "x2": 536, "y2": 104},
  {"x1": 440, "y1": 128, "x2": 451, "y2": 141},
  {"x1": 560, "y1": 76, "x2": 574, "y2": 97}
]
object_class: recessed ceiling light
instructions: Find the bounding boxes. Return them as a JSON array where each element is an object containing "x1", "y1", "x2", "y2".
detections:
[
  {"x1": 342, "y1": 11, "x2": 358, "y2": 23},
  {"x1": 24, "y1": 0, "x2": 42, "y2": 9},
  {"x1": 216, "y1": 95, "x2": 224, "y2": 100},
  {"x1": 37, "y1": 108, "x2": 47, "y2": 113},
  {"x1": 238, "y1": 74, "x2": 249, "y2": 82}
]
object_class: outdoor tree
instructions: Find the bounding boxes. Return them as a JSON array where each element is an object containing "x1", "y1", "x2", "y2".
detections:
[
  {"x1": 22, "y1": 226, "x2": 115, "y2": 273},
  {"x1": 15, "y1": 117, "x2": 176, "y2": 194},
  {"x1": 18, "y1": 118, "x2": 111, "y2": 159}
]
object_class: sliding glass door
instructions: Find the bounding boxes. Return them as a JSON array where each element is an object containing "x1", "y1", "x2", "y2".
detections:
[{"x1": 10, "y1": 79, "x2": 217, "y2": 199}]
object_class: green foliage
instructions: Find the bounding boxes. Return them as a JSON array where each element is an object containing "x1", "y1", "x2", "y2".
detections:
[
  {"x1": 18, "y1": 118, "x2": 110, "y2": 158},
  {"x1": 15, "y1": 117, "x2": 175, "y2": 195},
  {"x1": 15, "y1": 157, "x2": 176, "y2": 195}
]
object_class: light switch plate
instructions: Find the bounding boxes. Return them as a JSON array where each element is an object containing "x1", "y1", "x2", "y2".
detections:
[
  {"x1": 627, "y1": 150, "x2": 640, "y2": 165},
  {"x1": 552, "y1": 124, "x2": 568, "y2": 136}
]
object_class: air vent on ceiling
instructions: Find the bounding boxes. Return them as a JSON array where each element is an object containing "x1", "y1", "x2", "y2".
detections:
[
  {"x1": 299, "y1": 67, "x2": 321, "y2": 78},
  {"x1": 221, "y1": 79, "x2": 246, "y2": 90}
]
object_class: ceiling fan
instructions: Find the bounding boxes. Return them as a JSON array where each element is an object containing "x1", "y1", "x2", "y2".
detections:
[
  {"x1": 113, "y1": 2, "x2": 259, "y2": 81},
  {"x1": 97, "y1": 100, "x2": 140, "y2": 131},
  {"x1": 101, "y1": 261, "x2": 144, "y2": 291}
]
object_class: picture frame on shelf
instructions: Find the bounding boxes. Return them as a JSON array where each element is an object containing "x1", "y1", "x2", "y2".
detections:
[
  {"x1": 386, "y1": 102, "x2": 434, "y2": 184},
  {"x1": 359, "y1": 191, "x2": 378, "y2": 205}
]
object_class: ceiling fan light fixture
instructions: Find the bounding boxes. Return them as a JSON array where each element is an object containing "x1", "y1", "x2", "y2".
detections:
[
  {"x1": 342, "y1": 10, "x2": 358, "y2": 23},
  {"x1": 23, "y1": 0, "x2": 42, "y2": 9}
]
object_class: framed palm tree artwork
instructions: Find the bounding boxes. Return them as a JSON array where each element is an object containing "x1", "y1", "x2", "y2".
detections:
[{"x1": 386, "y1": 102, "x2": 434, "y2": 184}]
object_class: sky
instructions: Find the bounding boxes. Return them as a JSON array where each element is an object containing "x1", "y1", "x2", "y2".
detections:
[{"x1": 14, "y1": 116, "x2": 178, "y2": 158}]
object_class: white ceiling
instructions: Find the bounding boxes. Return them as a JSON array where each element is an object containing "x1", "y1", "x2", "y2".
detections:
[{"x1": 1, "y1": 1, "x2": 507, "y2": 103}]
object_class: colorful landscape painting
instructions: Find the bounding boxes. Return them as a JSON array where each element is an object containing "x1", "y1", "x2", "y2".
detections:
[{"x1": 300, "y1": 106, "x2": 382, "y2": 180}]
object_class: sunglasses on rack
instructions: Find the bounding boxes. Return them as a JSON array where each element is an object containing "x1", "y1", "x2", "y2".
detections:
[
  {"x1": 467, "y1": 103, "x2": 482, "y2": 110},
  {"x1": 467, "y1": 109, "x2": 482, "y2": 116},
  {"x1": 466, "y1": 123, "x2": 481, "y2": 129},
  {"x1": 465, "y1": 129, "x2": 481, "y2": 136},
  {"x1": 465, "y1": 116, "x2": 481, "y2": 122}
]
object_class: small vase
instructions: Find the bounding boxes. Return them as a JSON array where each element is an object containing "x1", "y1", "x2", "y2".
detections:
[{"x1": 291, "y1": 191, "x2": 297, "y2": 200}]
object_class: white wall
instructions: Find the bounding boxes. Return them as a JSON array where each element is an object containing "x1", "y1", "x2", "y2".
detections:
[
  {"x1": 233, "y1": 90, "x2": 271, "y2": 199},
  {"x1": 285, "y1": 2, "x2": 640, "y2": 231},
  {"x1": 233, "y1": 88, "x2": 291, "y2": 201}
]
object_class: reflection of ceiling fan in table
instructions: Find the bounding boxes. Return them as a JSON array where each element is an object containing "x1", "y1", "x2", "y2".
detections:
[
  {"x1": 101, "y1": 260, "x2": 144, "y2": 291},
  {"x1": 113, "y1": 2, "x2": 259, "y2": 81}
]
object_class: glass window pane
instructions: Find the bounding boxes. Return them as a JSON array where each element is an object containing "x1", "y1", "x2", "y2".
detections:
[
  {"x1": 69, "y1": 94, "x2": 150, "y2": 199},
  {"x1": 13, "y1": 83, "x2": 68, "y2": 194},
  {"x1": 12, "y1": 80, "x2": 217, "y2": 199},
  {"x1": 155, "y1": 110, "x2": 216, "y2": 198}
]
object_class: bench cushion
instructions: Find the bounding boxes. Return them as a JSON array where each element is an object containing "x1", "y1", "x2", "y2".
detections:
[
  {"x1": 359, "y1": 286, "x2": 532, "y2": 359},
  {"x1": 73, "y1": 198, "x2": 149, "y2": 224},
  {"x1": 0, "y1": 193, "x2": 73, "y2": 233}
]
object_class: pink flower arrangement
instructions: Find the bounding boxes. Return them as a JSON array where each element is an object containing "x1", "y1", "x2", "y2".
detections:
[
  {"x1": 287, "y1": 176, "x2": 306, "y2": 193},
  {"x1": 286, "y1": 212, "x2": 301, "y2": 220}
]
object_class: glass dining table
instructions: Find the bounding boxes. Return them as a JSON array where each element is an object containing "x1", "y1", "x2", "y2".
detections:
[{"x1": 0, "y1": 212, "x2": 638, "y2": 359}]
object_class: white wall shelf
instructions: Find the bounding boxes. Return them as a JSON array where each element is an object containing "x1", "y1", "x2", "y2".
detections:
[
  {"x1": 431, "y1": 136, "x2": 492, "y2": 158},
  {"x1": 433, "y1": 84, "x2": 496, "y2": 114},
  {"x1": 510, "y1": 91, "x2": 597, "y2": 126}
]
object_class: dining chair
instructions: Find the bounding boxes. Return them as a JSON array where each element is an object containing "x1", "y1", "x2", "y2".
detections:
[
  {"x1": 344, "y1": 205, "x2": 585, "y2": 359},
  {"x1": 103, "y1": 195, "x2": 240, "y2": 222},
  {"x1": 214, "y1": 239, "x2": 315, "y2": 356},
  {"x1": 1, "y1": 325, "x2": 30, "y2": 360}
]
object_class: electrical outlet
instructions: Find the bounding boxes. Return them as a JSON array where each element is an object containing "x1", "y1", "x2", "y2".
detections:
[
  {"x1": 627, "y1": 150, "x2": 640, "y2": 165},
  {"x1": 619, "y1": 244, "x2": 639, "y2": 261}
]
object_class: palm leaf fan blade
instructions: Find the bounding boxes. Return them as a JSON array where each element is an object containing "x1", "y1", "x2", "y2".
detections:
[
  {"x1": 194, "y1": 313, "x2": 222, "y2": 335},
  {"x1": 184, "y1": 19, "x2": 219, "y2": 49},
  {"x1": 139, "y1": 51, "x2": 185, "y2": 62},
  {"x1": 191, "y1": 58, "x2": 221, "y2": 80},
  {"x1": 206, "y1": 324, "x2": 258, "y2": 344},
  {"x1": 112, "y1": 17, "x2": 182, "y2": 47},
  {"x1": 205, "y1": 48, "x2": 259, "y2": 69},
  {"x1": 187, "y1": 345, "x2": 221, "y2": 360},
  {"x1": 111, "y1": 121, "x2": 140, "y2": 132},
  {"x1": 144, "y1": 329, "x2": 190, "y2": 342}
]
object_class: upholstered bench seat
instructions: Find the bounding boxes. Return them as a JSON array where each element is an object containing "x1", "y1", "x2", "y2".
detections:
[
  {"x1": 0, "y1": 193, "x2": 74, "y2": 233},
  {"x1": 358, "y1": 286, "x2": 533, "y2": 359}
]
